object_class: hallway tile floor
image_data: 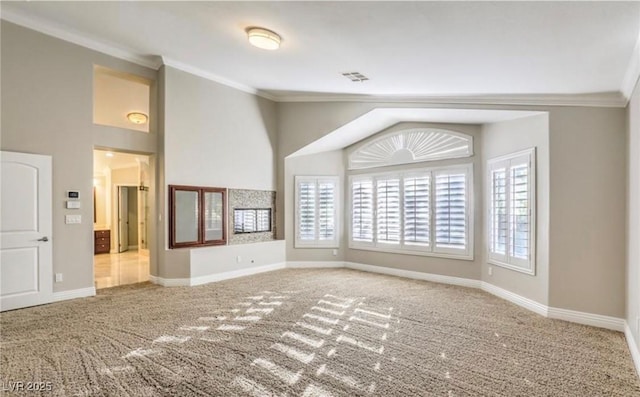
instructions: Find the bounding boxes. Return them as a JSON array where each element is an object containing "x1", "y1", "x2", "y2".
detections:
[{"x1": 94, "y1": 250, "x2": 149, "y2": 289}]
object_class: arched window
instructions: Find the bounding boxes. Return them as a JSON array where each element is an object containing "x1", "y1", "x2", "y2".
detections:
[
  {"x1": 347, "y1": 128, "x2": 474, "y2": 260},
  {"x1": 348, "y1": 128, "x2": 473, "y2": 170}
]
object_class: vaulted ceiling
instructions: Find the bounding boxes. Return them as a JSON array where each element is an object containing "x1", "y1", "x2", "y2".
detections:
[{"x1": 2, "y1": 1, "x2": 639, "y2": 104}]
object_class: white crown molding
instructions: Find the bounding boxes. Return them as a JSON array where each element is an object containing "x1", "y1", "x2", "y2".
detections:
[
  {"x1": 273, "y1": 92, "x2": 627, "y2": 108},
  {"x1": 160, "y1": 57, "x2": 277, "y2": 102},
  {"x1": 52, "y1": 287, "x2": 96, "y2": 302},
  {"x1": 1, "y1": 7, "x2": 628, "y2": 108},
  {"x1": 1, "y1": 8, "x2": 162, "y2": 70},
  {"x1": 622, "y1": 36, "x2": 640, "y2": 105},
  {"x1": 625, "y1": 323, "x2": 640, "y2": 378}
]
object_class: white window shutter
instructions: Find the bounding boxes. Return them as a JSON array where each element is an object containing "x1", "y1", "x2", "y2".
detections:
[
  {"x1": 352, "y1": 179, "x2": 374, "y2": 243},
  {"x1": 295, "y1": 176, "x2": 339, "y2": 248},
  {"x1": 487, "y1": 148, "x2": 535, "y2": 274},
  {"x1": 297, "y1": 180, "x2": 316, "y2": 241},
  {"x1": 318, "y1": 181, "x2": 336, "y2": 241},
  {"x1": 376, "y1": 178, "x2": 401, "y2": 244},
  {"x1": 403, "y1": 175, "x2": 430, "y2": 247},
  {"x1": 348, "y1": 165, "x2": 472, "y2": 259},
  {"x1": 510, "y1": 163, "x2": 530, "y2": 260},
  {"x1": 434, "y1": 171, "x2": 468, "y2": 254},
  {"x1": 489, "y1": 164, "x2": 508, "y2": 263}
]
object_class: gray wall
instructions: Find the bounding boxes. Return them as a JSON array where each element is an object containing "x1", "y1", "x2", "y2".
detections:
[
  {"x1": 481, "y1": 114, "x2": 550, "y2": 304},
  {"x1": 1, "y1": 21, "x2": 157, "y2": 293},
  {"x1": 627, "y1": 80, "x2": 640, "y2": 350},
  {"x1": 158, "y1": 66, "x2": 281, "y2": 279},
  {"x1": 1, "y1": 20, "x2": 631, "y2": 322},
  {"x1": 277, "y1": 101, "x2": 627, "y2": 318},
  {"x1": 548, "y1": 107, "x2": 627, "y2": 317},
  {"x1": 343, "y1": 122, "x2": 483, "y2": 281}
]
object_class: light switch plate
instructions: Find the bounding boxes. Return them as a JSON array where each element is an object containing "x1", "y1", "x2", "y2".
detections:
[
  {"x1": 65, "y1": 214, "x2": 81, "y2": 224},
  {"x1": 66, "y1": 200, "x2": 81, "y2": 209}
]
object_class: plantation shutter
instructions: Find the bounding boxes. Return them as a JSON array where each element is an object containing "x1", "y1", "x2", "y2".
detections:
[
  {"x1": 297, "y1": 180, "x2": 316, "y2": 241},
  {"x1": 434, "y1": 171, "x2": 467, "y2": 253},
  {"x1": 352, "y1": 179, "x2": 374, "y2": 242},
  {"x1": 509, "y1": 162, "x2": 530, "y2": 261},
  {"x1": 295, "y1": 176, "x2": 339, "y2": 248},
  {"x1": 487, "y1": 149, "x2": 535, "y2": 273},
  {"x1": 489, "y1": 165, "x2": 508, "y2": 262},
  {"x1": 376, "y1": 178, "x2": 401, "y2": 244},
  {"x1": 403, "y1": 175, "x2": 430, "y2": 247},
  {"x1": 318, "y1": 181, "x2": 336, "y2": 241}
]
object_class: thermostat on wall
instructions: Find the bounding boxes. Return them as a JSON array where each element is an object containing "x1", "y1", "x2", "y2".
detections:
[{"x1": 67, "y1": 191, "x2": 80, "y2": 200}]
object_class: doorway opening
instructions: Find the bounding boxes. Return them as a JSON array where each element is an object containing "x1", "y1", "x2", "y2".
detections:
[{"x1": 93, "y1": 149, "x2": 152, "y2": 289}]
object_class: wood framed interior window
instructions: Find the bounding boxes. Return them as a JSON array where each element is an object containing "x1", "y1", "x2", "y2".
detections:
[{"x1": 169, "y1": 185, "x2": 226, "y2": 248}]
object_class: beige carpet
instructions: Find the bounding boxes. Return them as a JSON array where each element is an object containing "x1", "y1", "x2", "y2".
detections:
[{"x1": 1, "y1": 268, "x2": 639, "y2": 396}]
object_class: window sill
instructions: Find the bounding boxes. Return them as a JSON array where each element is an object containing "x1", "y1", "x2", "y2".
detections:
[
  {"x1": 349, "y1": 243, "x2": 473, "y2": 261},
  {"x1": 487, "y1": 259, "x2": 535, "y2": 275},
  {"x1": 295, "y1": 242, "x2": 339, "y2": 249}
]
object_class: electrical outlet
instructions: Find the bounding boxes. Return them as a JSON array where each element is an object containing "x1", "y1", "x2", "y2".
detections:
[
  {"x1": 332, "y1": 249, "x2": 337, "y2": 256},
  {"x1": 236, "y1": 256, "x2": 242, "y2": 263},
  {"x1": 488, "y1": 267, "x2": 493, "y2": 276},
  {"x1": 55, "y1": 273, "x2": 63, "y2": 283}
]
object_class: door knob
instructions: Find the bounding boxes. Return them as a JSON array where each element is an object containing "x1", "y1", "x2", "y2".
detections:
[{"x1": 37, "y1": 236, "x2": 49, "y2": 242}]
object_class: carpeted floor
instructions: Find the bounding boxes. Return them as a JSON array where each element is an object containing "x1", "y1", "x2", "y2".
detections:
[{"x1": 1, "y1": 268, "x2": 639, "y2": 396}]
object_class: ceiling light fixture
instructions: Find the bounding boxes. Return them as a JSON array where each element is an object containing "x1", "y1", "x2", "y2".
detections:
[
  {"x1": 105, "y1": 152, "x2": 114, "y2": 158},
  {"x1": 127, "y1": 112, "x2": 148, "y2": 124},
  {"x1": 247, "y1": 27, "x2": 281, "y2": 50}
]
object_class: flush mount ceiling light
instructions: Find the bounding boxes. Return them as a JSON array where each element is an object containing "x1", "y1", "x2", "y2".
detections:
[
  {"x1": 127, "y1": 112, "x2": 148, "y2": 124},
  {"x1": 247, "y1": 27, "x2": 281, "y2": 50}
]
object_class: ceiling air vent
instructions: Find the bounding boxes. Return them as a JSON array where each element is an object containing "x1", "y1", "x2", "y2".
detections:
[{"x1": 342, "y1": 72, "x2": 369, "y2": 82}]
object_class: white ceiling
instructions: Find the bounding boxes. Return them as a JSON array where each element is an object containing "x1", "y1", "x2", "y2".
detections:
[{"x1": 2, "y1": 1, "x2": 640, "y2": 102}]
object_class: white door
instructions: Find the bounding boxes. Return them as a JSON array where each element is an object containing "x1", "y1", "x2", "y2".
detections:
[
  {"x1": 118, "y1": 186, "x2": 129, "y2": 253},
  {"x1": 0, "y1": 151, "x2": 53, "y2": 311}
]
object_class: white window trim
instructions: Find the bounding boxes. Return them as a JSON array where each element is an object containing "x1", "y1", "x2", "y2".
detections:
[
  {"x1": 348, "y1": 163, "x2": 474, "y2": 260},
  {"x1": 294, "y1": 175, "x2": 340, "y2": 249},
  {"x1": 486, "y1": 148, "x2": 536, "y2": 275}
]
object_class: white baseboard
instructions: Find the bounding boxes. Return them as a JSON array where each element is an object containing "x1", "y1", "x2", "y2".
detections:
[
  {"x1": 480, "y1": 282, "x2": 549, "y2": 317},
  {"x1": 149, "y1": 262, "x2": 287, "y2": 287},
  {"x1": 52, "y1": 287, "x2": 96, "y2": 302},
  {"x1": 287, "y1": 261, "x2": 345, "y2": 269},
  {"x1": 625, "y1": 322, "x2": 640, "y2": 378},
  {"x1": 344, "y1": 261, "x2": 482, "y2": 289},
  {"x1": 149, "y1": 275, "x2": 190, "y2": 287},
  {"x1": 149, "y1": 258, "x2": 628, "y2": 336},
  {"x1": 548, "y1": 307, "x2": 625, "y2": 332},
  {"x1": 189, "y1": 262, "x2": 286, "y2": 286}
]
